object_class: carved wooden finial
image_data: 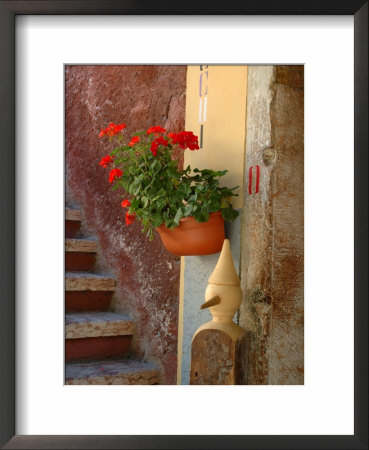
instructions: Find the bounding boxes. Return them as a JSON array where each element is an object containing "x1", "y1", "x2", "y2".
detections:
[
  {"x1": 198, "y1": 239, "x2": 243, "y2": 334},
  {"x1": 191, "y1": 239, "x2": 247, "y2": 384},
  {"x1": 208, "y1": 239, "x2": 240, "y2": 286}
]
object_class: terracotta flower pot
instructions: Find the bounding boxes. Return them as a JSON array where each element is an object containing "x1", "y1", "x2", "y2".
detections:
[{"x1": 155, "y1": 211, "x2": 225, "y2": 256}]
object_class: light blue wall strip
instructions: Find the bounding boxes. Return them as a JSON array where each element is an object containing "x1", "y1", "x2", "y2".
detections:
[{"x1": 180, "y1": 212, "x2": 242, "y2": 384}]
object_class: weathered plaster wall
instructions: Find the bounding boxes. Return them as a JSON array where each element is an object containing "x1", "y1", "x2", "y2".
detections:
[
  {"x1": 240, "y1": 66, "x2": 304, "y2": 385},
  {"x1": 65, "y1": 65, "x2": 187, "y2": 384}
]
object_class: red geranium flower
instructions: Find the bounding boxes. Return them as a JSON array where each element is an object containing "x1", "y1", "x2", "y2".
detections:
[
  {"x1": 128, "y1": 136, "x2": 140, "y2": 146},
  {"x1": 108, "y1": 168, "x2": 123, "y2": 183},
  {"x1": 99, "y1": 122, "x2": 126, "y2": 137},
  {"x1": 147, "y1": 126, "x2": 166, "y2": 135},
  {"x1": 150, "y1": 136, "x2": 169, "y2": 156},
  {"x1": 99, "y1": 155, "x2": 113, "y2": 168},
  {"x1": 121, "y1": 199, "x2": 131, "y2": 208},
  {"x1": 169, "y1": 131, "x2": 199, "y2": 150},
  {"x1": 150, "y1": 141, "x2": 158, "y2": 156},
  {"x1": 125, "y1": 211, "x2": 136, "y2": 225},
  {"x1": 114, "y1": 123, "x2": 126, "y2": 132}
]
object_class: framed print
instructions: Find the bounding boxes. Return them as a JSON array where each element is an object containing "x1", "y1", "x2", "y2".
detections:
[{"x1": 1, "y1": 1, "x2": 367, "y2": 449}]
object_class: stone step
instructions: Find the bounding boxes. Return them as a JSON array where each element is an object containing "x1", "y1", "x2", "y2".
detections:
[
  {"x1": 66, "y1": 312, "x2": 134, "y2": 339},
  {"x1": 65, "y1": 291, "x2": 113, "y2": 313},
  {"x1": 65, "y1": 208, "x2": 82, "y2": 238},
  {"x1": 65, "y1": 238, "x2": 98, "y2": 253},
  {"x1": 66, "y1": 272, "x2": 115, "y2": 291},
  {"x1": 65, "y1": 335, "x2": 131, "y2": 361},
  {"x1": 65, "y1": 253, "x2": 96, "y2": 272},
  {"x1": 65, "y1": 239, "x2": 98, "y2": 271},
  {"x1": 66, "y1": 208, "x2": 82, "y2": 221},
  {"x1": 65, "y1": 359, "x2": 159, "y2": 385}
]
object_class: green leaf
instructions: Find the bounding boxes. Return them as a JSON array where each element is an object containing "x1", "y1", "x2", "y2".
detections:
[
  {"x1": 131, "y1": 197, "x2": 140, "y2": 209},
  {"x1": 133, "y1": 183, "x2": 141, "y2": 196},
  {"x1": 141, "y1": 196, "x2": 149, "y2": 208},
  {"x1": 156, "y1": 198, "x2": 166, "y2": 209},
  {"x1": 195, "y1": 211, "x2": 210, "y2": 222},
  {"x1": 173, "y1": 207, "x2": 184, "y2": 225},
  {"x1": 184, "y1": 204, "x2": 193, "y2": 216},
  {"x1": 190, "y1": 192, "x2": 198, "y2": 202},
  {"x1": 151, "y1": 188, "x2": 166, "y2": 201},
  {"x1": 153, "y1": 214, "x2": 163, "y2": 227},
  {"x1": 151, "y1": 159, "x2": 161, "y2": 171},
  {"x1": 221, "y1": 207, "x2": 239, "y2": 222},
  {"x1": 167, "y1": 167, "x2": 181, "y2": 179}
]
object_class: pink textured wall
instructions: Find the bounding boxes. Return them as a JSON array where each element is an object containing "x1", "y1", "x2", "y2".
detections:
[{"x1": 65, "y1": 65, "x2": 187, "y2": 384}]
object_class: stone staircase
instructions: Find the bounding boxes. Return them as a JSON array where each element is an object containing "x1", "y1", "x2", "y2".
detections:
[{"x1": 65, "y1": 207, "x2": 159, "y2": 385}]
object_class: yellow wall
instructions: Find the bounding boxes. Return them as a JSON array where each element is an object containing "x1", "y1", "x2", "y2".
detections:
[
  {"x1": 177, "y1": 65, "x2": 248, "y2": 384},
  {"x1": 184, "y1": 65, "x2": 248, "y2": 208}
]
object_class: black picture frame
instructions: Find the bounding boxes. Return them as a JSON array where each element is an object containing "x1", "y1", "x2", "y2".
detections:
[{"x1": 1, "y1": 1, "x2": 367, "y2": 449}]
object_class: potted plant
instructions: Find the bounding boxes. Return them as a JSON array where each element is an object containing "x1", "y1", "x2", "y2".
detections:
[{"x1": 98, "y1": 122, "x2": 239, "y2": 255}]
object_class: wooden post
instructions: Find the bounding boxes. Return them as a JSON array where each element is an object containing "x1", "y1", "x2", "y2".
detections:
[{"x1": 190, "y1": 239, "x2": 247, "y2": 384}]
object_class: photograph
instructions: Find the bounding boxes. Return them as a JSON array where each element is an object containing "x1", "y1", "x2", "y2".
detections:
[
  {"x1": 65, "y1": 64, "x2": 304, "y2": 385},
  {"x1": 1, "y1": 1, "x2": 366, "y2": 447}
]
